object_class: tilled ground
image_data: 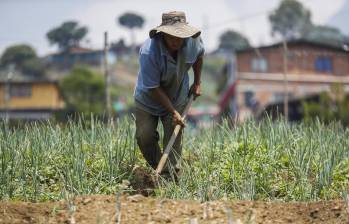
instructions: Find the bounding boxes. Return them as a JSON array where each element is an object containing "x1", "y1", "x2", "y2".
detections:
[{"x1": 0, "y1": 195, "x2": 348, "y2": 224}]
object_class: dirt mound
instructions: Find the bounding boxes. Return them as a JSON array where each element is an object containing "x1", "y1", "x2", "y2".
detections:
[
  {"x1": 130, "y1": 166, "x2": 156, "y2": 196},
  {"x1": 0, "y1": 195, "x2": 348, "y2": 224}
]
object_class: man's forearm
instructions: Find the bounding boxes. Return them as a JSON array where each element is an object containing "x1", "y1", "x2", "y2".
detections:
[
  {"x1": 150, "y1": 87, "x2": 176, "y2": 114},
  {"x1": 192, "y1": 57, "x2": 203, "y2": 85}
]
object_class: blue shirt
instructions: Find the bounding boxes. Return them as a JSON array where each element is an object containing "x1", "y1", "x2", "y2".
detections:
[{"x1": 134, "y1": 35, "x2": 204, "y2": 116}]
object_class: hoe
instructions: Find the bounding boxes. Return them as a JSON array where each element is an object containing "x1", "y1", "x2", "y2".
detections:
[{"x1": 155, "y1": 94, "x2": 194, "y2": 176}]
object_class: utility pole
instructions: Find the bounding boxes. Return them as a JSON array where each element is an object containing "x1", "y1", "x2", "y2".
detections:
[
  {"x1": 104, "y1": 31, "x2": 111, "y2": 119},
  {"x1": 282, "y1": 38, "x2": 289, "y2": 120}
]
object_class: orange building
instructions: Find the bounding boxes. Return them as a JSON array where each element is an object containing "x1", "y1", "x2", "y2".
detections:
[{"x1": 0, "y1": 71, "x2": 64, "y2": 120}]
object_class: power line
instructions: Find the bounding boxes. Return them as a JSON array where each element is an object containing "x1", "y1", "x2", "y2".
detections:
[
  {"x1": 203, "y1": 0, "x2": 319, "y2": 30},
  {"x1": 206, "y1": 9, "x2": 272, "y2": 30}
]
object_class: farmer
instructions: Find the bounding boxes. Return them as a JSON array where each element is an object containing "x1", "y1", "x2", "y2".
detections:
[{"x1": 134, "y1": 11, "x2": 204, "y2": 175}]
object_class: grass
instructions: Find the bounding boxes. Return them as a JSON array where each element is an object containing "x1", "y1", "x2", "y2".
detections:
[
  {"x1": 160, "y1": 118, "x2": 349, "y2": 202},
  {"x1": 0, "y1": 116, "x2": 348, "y2": 202},
  {"x1": 0, "y1": 117, "x2": 137, "y2": 201}
]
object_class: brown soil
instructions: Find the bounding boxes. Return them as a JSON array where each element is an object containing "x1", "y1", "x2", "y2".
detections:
[
  {"x1": 130, "y1": 166, "x2": 156, "y2": 196},
  {"x1": 0, "y1": 195, "x2": 348, "y2": 224}
]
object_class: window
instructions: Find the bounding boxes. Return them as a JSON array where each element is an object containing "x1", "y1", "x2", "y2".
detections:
[
  {"x1": 251, "y1": 57, "x2": 268, "y2": 72},
  {"x1": 315, "y1": 57, "x2": 333, "y2": 73},
  {"x1": 244, "y1": 91, "x2": 256, "y2": 107},
  {"x1": 10, "y1": 84, "x2": 32, "y2": 98}
]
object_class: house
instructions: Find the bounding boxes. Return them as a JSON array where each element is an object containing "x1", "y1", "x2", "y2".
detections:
[
  {"x1": 46, "y1": 47, "x2": 116, "y2": 69},
  {"x1": 237, "y1": 39, "x2": 349, "y2": 75},
  {"x1": 0, "y1": 71, "x2": 65, "y2": 120},
  {"x1": 219, "y1": 39, "x2": 349, "y2": 121}
]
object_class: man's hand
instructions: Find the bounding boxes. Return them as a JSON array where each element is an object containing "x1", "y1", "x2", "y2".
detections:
[
  {"x1": 189, "y1": 83, "x2": 201, "y2": 100},
  {"x1": 172, "y1": 110, "x2": 185, "y2": 127}
]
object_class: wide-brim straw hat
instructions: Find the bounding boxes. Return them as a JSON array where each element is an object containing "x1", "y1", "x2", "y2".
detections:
[{"x1": 149, "y1": 11, "x2": 201, "y2": 38}]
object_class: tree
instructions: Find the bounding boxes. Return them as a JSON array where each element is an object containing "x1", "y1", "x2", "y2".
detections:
[
  {"x1": 218, "y1": 30, "x2": 251, "y2": 51},
  {"x1": 117, "y1": 12, "x2": 145, "y2": 49},
  {"x1": 21, "y1": 58, "x2": 46, "y2": 77},
  {"x1": 47, "y1": 21, "x2": 88, "y2": 51},
  {"x1": 0, "y1": 44, "x2": 37, "y2": 68},
  {"x1": 304, "y1": 25, "x2": 349, "y2": 47},
  {"x1": 303, "y1": 85, "x2": 349, "y2": 126},
  {"x1": 269, "y1": 0, "x2": 312, "y2": 40},
  {"x1": 60, "y1": 66, "x2": 105, "y2": 115},
  {"x1": 0, "y1": 44, "x2": 45, "y2": 76}
]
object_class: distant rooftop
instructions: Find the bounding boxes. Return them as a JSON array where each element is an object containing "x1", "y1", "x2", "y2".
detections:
[{"x1": 48, "y1": 47, "x2": 104, "y2": 56}]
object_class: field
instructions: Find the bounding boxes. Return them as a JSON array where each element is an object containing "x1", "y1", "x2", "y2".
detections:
[{"x1": 0, "y1": 117, "x2": 349, "y2": 223}]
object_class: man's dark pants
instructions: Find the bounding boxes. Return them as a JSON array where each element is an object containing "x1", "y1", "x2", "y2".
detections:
[{"x1": 135, "y1": 104, "x2": 186, "y2": 172}]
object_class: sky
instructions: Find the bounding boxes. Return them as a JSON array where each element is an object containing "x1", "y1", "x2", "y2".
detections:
[
  {"x1": 0, "y1": 0, "x2": 347, "y2": 56},
  {"x1": 328, "y1": 0, "x2": 349, "y2": 33}
]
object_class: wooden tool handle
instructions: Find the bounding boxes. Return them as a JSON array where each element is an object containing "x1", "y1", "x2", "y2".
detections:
[{"x1": 155, "y1": 95, "x2": 194, "y2": 174}]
